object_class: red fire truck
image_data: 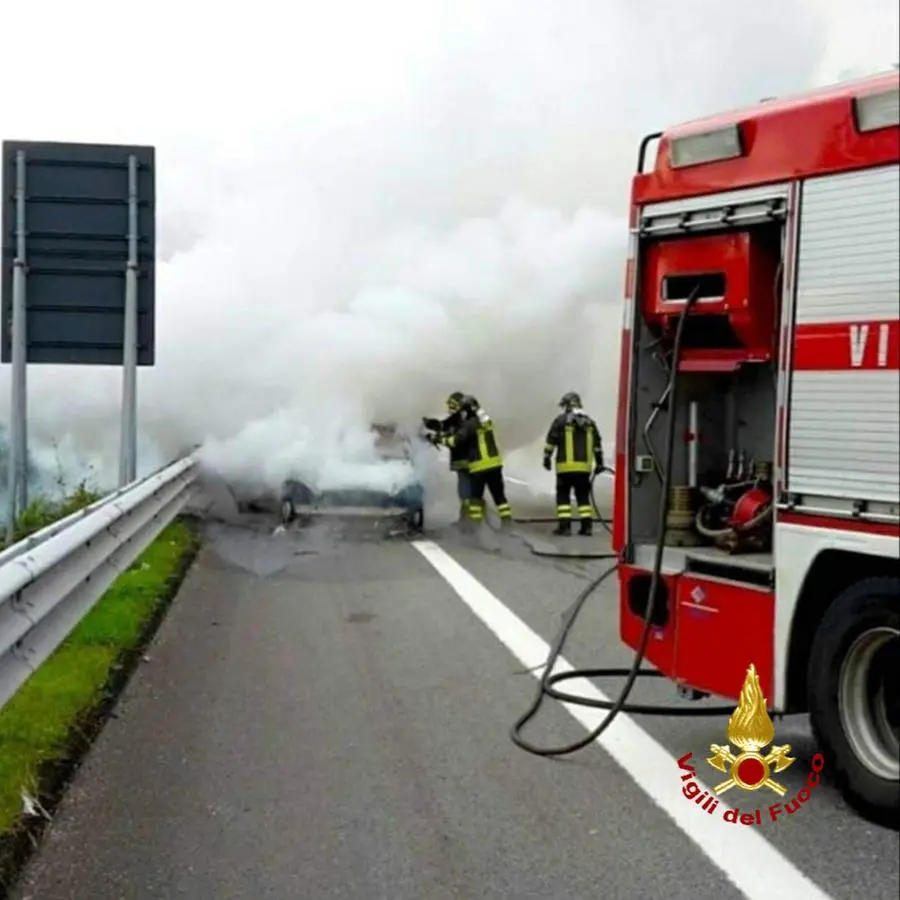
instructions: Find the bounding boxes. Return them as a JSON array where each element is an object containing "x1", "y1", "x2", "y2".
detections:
[{"x1": 614, "y1": 69, "x2": 899, "y2": 820}]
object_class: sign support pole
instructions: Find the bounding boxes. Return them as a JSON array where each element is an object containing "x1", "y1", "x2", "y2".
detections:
[
  {"x1": 118, "y1": 155, "x2": 138, "y2": 487},
  {"x1": 5, "y1": 151, "x2": 28, "y2": 546}
]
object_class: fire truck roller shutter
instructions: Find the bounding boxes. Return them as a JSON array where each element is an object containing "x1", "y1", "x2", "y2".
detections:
[{"x1": 786, "y1": 163, "x2": 900, "y2": 511}]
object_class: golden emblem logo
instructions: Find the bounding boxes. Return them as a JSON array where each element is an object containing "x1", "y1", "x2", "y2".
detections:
[
  {"x1": 707, "y1": 663, "x2": 796, "y2": 796},
  {"x1": 676, "y1": 663, "x2": 825, "y2": 824}
]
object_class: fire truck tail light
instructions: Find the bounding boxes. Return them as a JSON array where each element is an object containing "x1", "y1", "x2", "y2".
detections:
[
  {"x1": 853, "y1": 86, "x2": 900, "y2": 132},
  {"x1": 669, "y1": 125, "x2": 743, "y2": 169}
]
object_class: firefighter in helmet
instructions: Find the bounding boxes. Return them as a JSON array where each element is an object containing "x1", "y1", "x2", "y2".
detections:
[
  {"x1": 543, "y1": 391, "x2": 604, "y2": 536},
  {"x1": 422, "y1": 391, "x2": 471, "y2": 521},
  {"x1": 436, "y1": 394, "x2": 512, "y2": 527}
]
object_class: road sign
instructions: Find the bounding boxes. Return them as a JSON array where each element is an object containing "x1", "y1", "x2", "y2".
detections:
[
  {"x1": 1, "y1": 140, "x2": 156, "y2": 366},
  {"x1": 1, "y1": 140, "x2": 156, "y2": 544}
]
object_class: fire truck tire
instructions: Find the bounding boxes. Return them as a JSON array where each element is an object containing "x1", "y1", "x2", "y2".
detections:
[{"x1": 807, "y1": 575, "x2": 899, "y2": 827}]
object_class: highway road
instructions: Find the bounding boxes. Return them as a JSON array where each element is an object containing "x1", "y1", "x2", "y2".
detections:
[{"x1": 10, "y1": 488, "x2": 900, "y2": 900}]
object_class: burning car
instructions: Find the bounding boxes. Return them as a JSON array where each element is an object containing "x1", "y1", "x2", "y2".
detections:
[{"x1": 279, "y1": 423, "x2": 425, "y2": 531}]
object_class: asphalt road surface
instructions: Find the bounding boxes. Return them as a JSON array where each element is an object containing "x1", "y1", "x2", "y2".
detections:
[{"x1": 10, "y1": 490, "x2": 900, "y2": 900}]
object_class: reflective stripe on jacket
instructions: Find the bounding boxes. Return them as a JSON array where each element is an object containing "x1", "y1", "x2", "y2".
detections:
[
  {"x1": 544, "y1": 410, "x2": 602, "y2": 474},
  {"x1": 440, "y1": 412, "x2": 469, "y2": 470},
  {"x1": 440, "y1": 414, "x2": 503, "y2": 473}
]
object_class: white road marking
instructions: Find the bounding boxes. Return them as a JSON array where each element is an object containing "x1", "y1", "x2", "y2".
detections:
[{"x1": 412, "y1": 539, "x2": 834, "y2": 900}]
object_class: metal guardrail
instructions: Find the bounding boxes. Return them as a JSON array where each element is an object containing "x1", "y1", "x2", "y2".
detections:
[
  {"x1": 0, "y1": 461, "x2": 187, "y2": 564},
  {"x1": 0, "y1": 455, "x2": 199, "y2": 713}
]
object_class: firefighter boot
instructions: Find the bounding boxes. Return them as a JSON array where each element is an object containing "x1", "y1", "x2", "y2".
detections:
[
  {"x1": 552, "y1": 519, "x2": 571, "y2": 536},
  {"x1": 578, "y1": 518, "x2": 593, "y2": 537},
  {"x1": 466, "y1": 499, "x2": 486, "y2": 533},
  {"x1": 454, "y1": 500, "x2": 473, "y2": 533}
]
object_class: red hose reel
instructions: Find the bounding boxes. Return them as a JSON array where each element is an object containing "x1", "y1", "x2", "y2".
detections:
[{"x1": 728, "y1": 486, "x2": 772, "y2": 531}]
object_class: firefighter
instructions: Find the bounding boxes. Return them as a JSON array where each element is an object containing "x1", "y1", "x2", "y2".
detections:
[
  {"x1": 542, "y1": 391, "x2": 604, "y2": 536},
  {"x1": 423, "y1": 391, "x2": 471, "y2": 521},
  {"x1": 437, "y1": 394, "x2": 512, "y2": 527}
]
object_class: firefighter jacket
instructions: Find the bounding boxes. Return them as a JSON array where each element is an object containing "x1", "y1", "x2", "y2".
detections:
[
  {"x1": 544, "y1": 408, "x2": 603, "y2": 474},
  {"x1": 440, "y1": 410, "x2": 504, "y2": 473},
  {"x1": 439, "y1": 411, "x2": 469, "y2": 471}
]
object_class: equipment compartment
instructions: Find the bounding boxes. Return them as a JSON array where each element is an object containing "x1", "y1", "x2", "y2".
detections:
[{"x1": 626, "y1": 209, "x2": 784, "y2": 573}]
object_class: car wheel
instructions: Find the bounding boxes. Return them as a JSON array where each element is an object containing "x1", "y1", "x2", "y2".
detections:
[
  {"x1": 280, "y1": 498, "x2": 296, "y2": 525},
  {"x1": 807, "y1": 575, "x2": 899, "y2": 827}
]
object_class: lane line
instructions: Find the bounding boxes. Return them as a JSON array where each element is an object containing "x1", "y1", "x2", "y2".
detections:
[{"x1": 412, "y1": 539, "x2": 833, "y2": 900}]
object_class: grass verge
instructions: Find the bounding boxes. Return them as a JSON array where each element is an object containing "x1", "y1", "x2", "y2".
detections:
[{"x1": 0, "y1": 515, "x2": 201, "y2": 891}]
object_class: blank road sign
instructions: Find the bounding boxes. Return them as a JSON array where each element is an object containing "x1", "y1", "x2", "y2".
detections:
[{"x1": 1, "y1": 140, "x2": 156, "y2": 366}]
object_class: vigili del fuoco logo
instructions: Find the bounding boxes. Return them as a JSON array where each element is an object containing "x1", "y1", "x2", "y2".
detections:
[{"x1": 677, "y1": 664, "x2": 825, "y2": 824}]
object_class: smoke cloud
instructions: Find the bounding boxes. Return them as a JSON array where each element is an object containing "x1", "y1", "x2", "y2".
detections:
[{"x1": 1, "y1": 0, "x2": 897, "y2": 498}]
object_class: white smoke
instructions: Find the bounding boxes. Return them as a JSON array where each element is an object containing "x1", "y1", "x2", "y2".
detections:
[{"x1": 1, "y1": 0, "x2": 897, "y2": 498}]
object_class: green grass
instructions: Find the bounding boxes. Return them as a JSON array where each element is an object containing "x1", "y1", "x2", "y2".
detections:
[
  {"x1": 3, "y1": 482, "x2": 101, "y2": 545},
  {"x1": 0, "y1": 518, "x2": 199, "y2": 835}
]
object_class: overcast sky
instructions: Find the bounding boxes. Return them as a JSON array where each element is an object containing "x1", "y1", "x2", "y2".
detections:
[{"x1": 1, "y1": 0, "x2": 898, "y2": 489}]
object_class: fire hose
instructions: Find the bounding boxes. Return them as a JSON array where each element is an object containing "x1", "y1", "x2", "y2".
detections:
[
  {"x1": 510, "y1": 285, "x2": 736, "y2": 760},
  {"x1": 510, "y1": 467, "x2": 614, "y2": 536}
]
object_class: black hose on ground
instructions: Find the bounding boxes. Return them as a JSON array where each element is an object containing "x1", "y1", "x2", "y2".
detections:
[
  {"x1": 510, "y1": 286, "x2": 734, "y2": 759},
  {"x1": 507, "y1": 469, "x2": 612, "y2": 558},
  {"x1": 511, "y1": 469, "x2": 614, "y2": 534}
]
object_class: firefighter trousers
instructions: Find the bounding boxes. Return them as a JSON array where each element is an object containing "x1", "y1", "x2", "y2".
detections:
[
  {"x1": 455, "y1": 468, "x2": 472, "y2": 520},
  {"x1": 556, "y1": 471, "x2": 592, "y2": 523},
  {"x1": 468, "y1": 466, "x2": 512, "y2": 522}
]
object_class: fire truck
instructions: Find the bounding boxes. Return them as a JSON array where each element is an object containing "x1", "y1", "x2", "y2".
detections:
[{"x1": 614, "y1": 70, "x2": 899, "y2": 821}]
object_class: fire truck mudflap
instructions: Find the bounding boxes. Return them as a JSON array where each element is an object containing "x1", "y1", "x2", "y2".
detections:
[{"x1": 614, "y1": 70, "x2": 899, "y2": 824}]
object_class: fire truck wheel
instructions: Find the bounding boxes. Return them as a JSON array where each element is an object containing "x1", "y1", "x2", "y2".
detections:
[{"x1": 808, "y1": 575, "x2": 900, "y2": 826}]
